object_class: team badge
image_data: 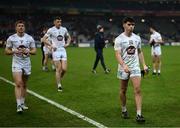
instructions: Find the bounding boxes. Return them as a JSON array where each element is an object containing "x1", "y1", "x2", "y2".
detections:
[{"x1": 57, "y1": 35, "x2": 63, "y2": 41}]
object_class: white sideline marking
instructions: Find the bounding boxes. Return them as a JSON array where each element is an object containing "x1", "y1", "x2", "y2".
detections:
[{"x1": 0, "y1": 76, "x2": 107, "y2": 128}]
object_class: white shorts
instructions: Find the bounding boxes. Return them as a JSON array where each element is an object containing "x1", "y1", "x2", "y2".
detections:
[
  {"x1": 43, "y1": 46, "x2": 51, "y2": 55},
  {"x1": 52, "y1": 47, "x2": 67, "y2": 61},
  {"x1": 151, "y1": 46, "x2": 161, "y2": 56},
  {"x1": 12, "y1": 64, "x2": 31, "y2": 75},
  {"x1": 117, "y1": 68, "x2": 141, "y2": 80}
]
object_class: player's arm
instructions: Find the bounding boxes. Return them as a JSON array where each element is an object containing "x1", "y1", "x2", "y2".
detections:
[
  {"x1": 156, "y1": 37, "x2": 163, "y2": 44},
  {"x1": 29, "y1": 47, "x2": 36, "y2": 55},
  {"x1": 24, "y1": 37, "x2": 36, "y2": 55},
  {"x1": 5, "y1": 47, "x2": 14, "y2": 55},
  {"x1": 64, "y1": 33, "x2": 71, "y2": 48},
  {"x1": 138, "y1": 48, "x2": 148, "y2": 71},
  {"x1": 115, "y1": 50, "x2": 129, "y2": 73},
  {"x1": 42, "y1": 35, "x2": 52, "y2": 47},
  {"x1": 5, "y1": 38, "x2": 19, "y2": 55}
]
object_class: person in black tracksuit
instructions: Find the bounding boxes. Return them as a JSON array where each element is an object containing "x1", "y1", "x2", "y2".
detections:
[{"x1": 92, "y1": 25, "x2": 110, "y2": 74}]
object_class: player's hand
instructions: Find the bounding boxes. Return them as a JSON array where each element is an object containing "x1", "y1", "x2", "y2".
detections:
[
  {"x1": 122, "y1": 64, "x2": 130, "y2": 73},
  {"x1": 64, "y1": 43, "x2": 69, "y2": 48},
  {"x1": 12, "y1": 48, "x2": 23, "y2": 56},
  {"x1": 105, "y1": 40, "x2": 109, "y2": 44},
  {"x1": 143, "y1": 65, "x2": 148, "y2": 73},
  {"x1": 23, "y1": 48, "x2": 30, "y2": 55},
  {"x1": 50, "y1": 45, "x2": 57, "y2": 51},
  {"x1": 150, "y1": 39, "x2": 155, "y2": 47}
]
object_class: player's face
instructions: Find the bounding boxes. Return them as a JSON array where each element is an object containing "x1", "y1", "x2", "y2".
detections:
[
  {"x1": 99, "y1": 28, "x2": 104, "y2": 32},
  {"x1": 54, "y1": 19, "x2": 62, "y2": 28},
  {"x1": 149, "y1": 28, "x2": 154, "y2": 34},
  {"x1": 123, "y1": 21, "x2": 135, "y2": 33},
  {"x1": 16, "y1": 23, "x2": 25, "y2": 33}
]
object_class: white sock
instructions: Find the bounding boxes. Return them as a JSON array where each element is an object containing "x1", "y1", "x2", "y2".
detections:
[
  {"x1": 158, "y1": 70, "x2": 161, "y2": 73},
  {"x1": 17, "y1": 99, "x2": 21, "y2": 107},
  {"x1": 153, "y1": 70, "x2": 156, "y2": 73},
  {"x1": 122, "y1": 106, "x2": 127, "y2": 112},
  {"x1": 21, "y1": 98, "x2": 25, "y2": 104},
  {"x1": 52, "y1": 65, "x2": 55, "y2": 69},
  {"x1": 137, "y1": 110, "x2": 141, "y2": 116},
  {"x1": 58, "y1": 83, "x2": 62, "y2": 88}
]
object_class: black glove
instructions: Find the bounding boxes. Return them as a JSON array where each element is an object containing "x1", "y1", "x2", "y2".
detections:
[
  {"x1": 141, "y1": 66, "x2": 150, "y2": 77},
  {"x1": 150, "y1": 40, "x2": 155, "y2": 47}
]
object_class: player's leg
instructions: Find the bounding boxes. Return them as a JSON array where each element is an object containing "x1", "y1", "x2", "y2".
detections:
[
  {"x1": 92, "y1": 49, "x2": 100, "y2": 73},
  {"x1": 43, "y1": 54, "x2": 49, "y2": 71},
  {"x1": 156, "y1": 47, "x2": 162, "y2": 75},
  {"x1": 50, "y1": 53, "x2": 55, "y2": 71},
  {"x1": 54, "y1": 60, "x2": 62, "y2": 91},
  {"x1": 98, "y1": 49, "x2": 107, "y2": 72},
  {"x1": 13, "y1": 72, "x2": 24, "y2": 113},
  {"x1": 21, "y1": 74, "x2": 29, "y2": 110},
  {"x1": 61, "y1": 60, "x2": 67, "y2": 79},
  {"x1": 131, "y1": 76, "x2": 145, "y2": 122},
  {"x1": 60, "y1": 50, "x2": 67, "y2": 78},
  {"x1": 120, "y1": 79, "x2": 129, "y2": 118},
  {"x1": 157, "y1": 55, "x2": 161, "y2": 75},
  {"x1": 152, "y1": 47, "x2": 157, "y2": 75},
  {"x1": 42, "y1": 46, "x2": 49, "y2": 71},
  {"x1": 118, "y1": 70, "x2": 129, "y2": 118},
  {"x1": 41, "y1": 44, "x2": 45, "y2": 67}
]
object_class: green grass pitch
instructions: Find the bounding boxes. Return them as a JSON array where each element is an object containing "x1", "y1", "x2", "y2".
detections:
[{"x1": 0, "y1": 46, "x2": 180, "y2": 127}]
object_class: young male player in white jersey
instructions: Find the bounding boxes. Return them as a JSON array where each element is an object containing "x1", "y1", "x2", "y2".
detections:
[
  {"x1": 5, "y1": 20, "x2": 36, "y2": 113},
  {"x1": 114, "y1": 17, "x2": 148, "y2": 123},
  {"x1": 41, "y1": 38, "x2": 55, "y2": 71},
  {"x1": 149, "y1": 26, "x2": 163, "y2": 75},
  {"x1": 42, "y1": 17, "x2": 71, "y2": 92}
]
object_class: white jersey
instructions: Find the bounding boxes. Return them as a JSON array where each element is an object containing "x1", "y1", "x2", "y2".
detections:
[
  {"x1": 45, "y1": 26, "x2": 69, "y2": 48},
  {"x1": 6, "y1": 33, "x2": 35, "y2": 75},
  {"x1": 150, "y1": 31, "x2": 162, "y2": 47},
  {"x1": 150, "y1": 31, "x2": 162, "y2": 56},
  {"x1": 6, "y1": 33, "x2": 35, "y2": 64},
  {"x1": 114, "y1": 32, "x2": 141, "y2": 71}
]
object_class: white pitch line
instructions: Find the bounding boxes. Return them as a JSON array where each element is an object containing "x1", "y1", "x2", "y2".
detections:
[{"x1": 0, "y1": 76, "x2": 107, "y2": 128}]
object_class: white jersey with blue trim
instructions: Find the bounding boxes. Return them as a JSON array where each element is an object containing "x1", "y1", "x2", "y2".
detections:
[
  {"x1": 45, "y1": 26, "x2": 69, "y2": 48},
  {"x1": 114, "y1": 32, "x2": 141, "y2": 70}
]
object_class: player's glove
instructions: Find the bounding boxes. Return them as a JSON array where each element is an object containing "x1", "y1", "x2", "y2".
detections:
[
  {"x1": 141, "y1": 66, "x2": 150, "y2": 77},
  {"x1": 150, "y1": 40, "x2": 155, "y2": 47}
]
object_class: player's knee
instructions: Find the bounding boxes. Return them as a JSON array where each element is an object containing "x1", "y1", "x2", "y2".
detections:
[
  {"x1": 15, "y1": 81, "x2": 23, "y2": 88},
  {"x1": 134, "y1": 87, "x2": 141, "y2": 95},
  {"x1": 120, "y1": 89, "x2": 126, "y2": 95},
  {"x1": 157, "y1": 60, "x2": 161, "y2": 64},
  {"x1": 22, "y1": 84, "x2": 27, "y2": 89},
  {"x1": 62, "y1": 68, "x2": 67, "y2": 73}
]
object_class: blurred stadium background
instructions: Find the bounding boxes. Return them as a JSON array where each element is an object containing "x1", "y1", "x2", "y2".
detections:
[
  {"x1": 0, "y1": 0, "x2": 180, "y2": 127},
  {"x1": 0, "y1": 0, "x2": 180, "y2": 47}
]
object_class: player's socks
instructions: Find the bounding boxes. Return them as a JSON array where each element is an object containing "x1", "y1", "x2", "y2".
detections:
[
  {"x1": 152, "y1": 70, "x2": 156, "y2": 75},
  {"x1": 122, "y1": 106, "x2": 127, "y2": 112},
  {"x1": 121, "y1": 106, "x2": 129, "y2": 119},
  {"x1": 17, "y1": 99, "x2": 23, "y2": 113},
  {"x1": 137, "y1": 110, "x2": 141, "y2": 116},
  {"x1": 58, "y1": 83, "x2": 63, "y2": 92},
  {"x1": 52, "y1": 65, "x2": 56, "y2": 71}
]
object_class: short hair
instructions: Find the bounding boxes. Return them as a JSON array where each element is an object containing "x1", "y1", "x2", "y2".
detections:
[
  {"x1": 54, "y1": 16, "x2": 62, "y2": 21},
  {"x1": 97, "y1": 25, "x2": 103, "y2": 31},
  {"x1": 122, "y1": 17, "x2": 135, "y2": 24},
  {"x1": 15, "y1": 20, "x2": 25, "y2": 27},
  {"x1": 149, "y1": 25, "x2": 156, "y2": 30}
]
